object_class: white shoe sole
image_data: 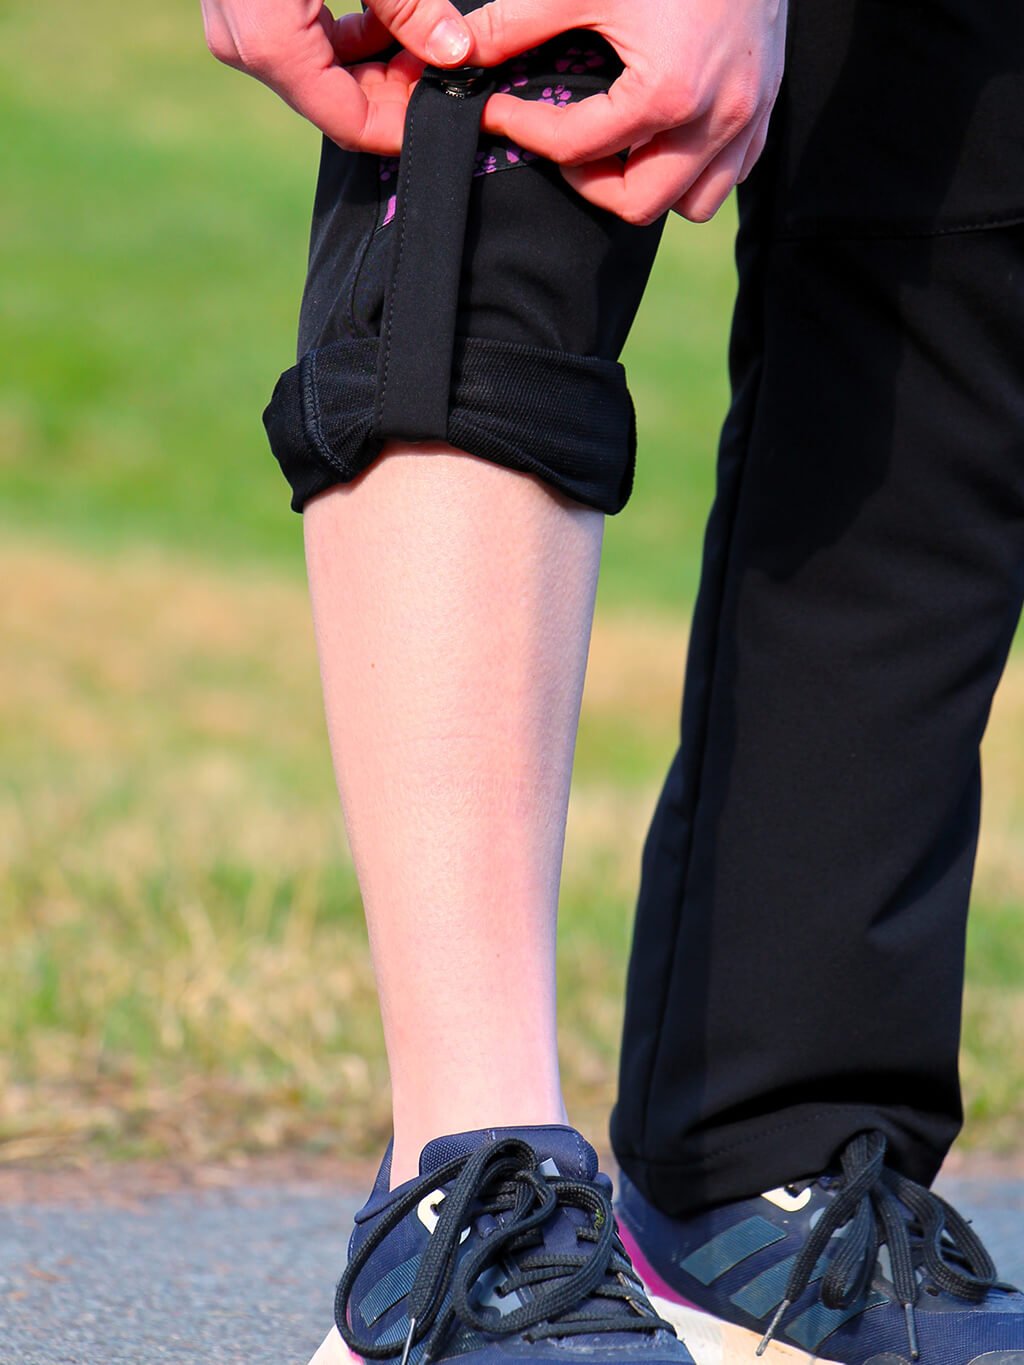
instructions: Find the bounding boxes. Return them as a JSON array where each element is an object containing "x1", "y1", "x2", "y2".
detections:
[
  {"x1": 305, "y1": 1281, "x2": 838, "y2": 1365},
  {"x1": 307, "y1": 1326, "x2": 363, "y2": 1365},
  {"x1": 307, "y1": 1300, "x2": 827, "y2": 1365},
  {"x1": 647, "y1": 1293, "x2": 834, "y2": 1365}
]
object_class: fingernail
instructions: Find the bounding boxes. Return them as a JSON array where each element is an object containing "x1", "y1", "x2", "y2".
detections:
[{"x1": 426, "y1": 17, "x2": 470, "y2": 65}]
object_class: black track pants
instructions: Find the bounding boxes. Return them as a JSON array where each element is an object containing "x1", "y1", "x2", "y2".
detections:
[{"x1": 612, "y1": 0, "x2": 1024, "y2": 1215}]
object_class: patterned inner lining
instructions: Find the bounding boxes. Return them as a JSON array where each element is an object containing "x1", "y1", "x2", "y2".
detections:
[{"x1": 376, "y1": 36, "x2": 619, "y2": 227}]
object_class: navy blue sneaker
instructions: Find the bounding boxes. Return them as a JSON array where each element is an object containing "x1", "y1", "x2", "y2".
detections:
[
  {"x1": 309, "y1": 1124, "x2": 695, "y2": 1365},
  {"x1": 615, "y1": 1131, "x2": 1022, "y2": 1365}
]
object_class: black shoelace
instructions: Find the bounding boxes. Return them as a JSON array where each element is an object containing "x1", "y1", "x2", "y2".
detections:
[
  {"x1": 757, "y1": 1131, "x2": 1001, "y2": 1362},
  {"x1": 335, "y1": 1138, "x2": 671, "y2": 1365}
]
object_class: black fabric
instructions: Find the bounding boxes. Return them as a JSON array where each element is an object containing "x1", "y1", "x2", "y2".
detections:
[
  {"x1": 375, "y1": 65, "x2": 493, "y2": 441},
  {"x1": 612, "y1": 0, "x2": 1024, "y2": 1215},
  {"x1": 265, "y1": 335, "x2": 638, "y2": 514},
  {"x1": 264, "y1": 30, "x2": 665, "y2": 513},
  {"x1": 770, "y1": 0, "x2": 1024, "y2": 238}
]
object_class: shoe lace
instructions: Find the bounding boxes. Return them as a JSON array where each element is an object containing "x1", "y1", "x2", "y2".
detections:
[
  {"x1": 335, "y1": 1137, "x2": 671, "y2": 1365},
  {"x1": 757, "y1": 1131, "x2": 999, "y2": 1363}
]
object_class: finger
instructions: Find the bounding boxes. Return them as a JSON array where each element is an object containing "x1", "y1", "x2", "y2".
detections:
[
  {"x1": 737, "y1": 105, "x2": 772, "y2": 183},
  {"x1": 330, "y1": 8, "x2": 396, "y2": 63},
  {"x1": 481, "y1": 69, "x2": 665, "y2": 166},
  {"x1": 272, "y1": 58, "x2": 407, "y2": 153},
  {"x1": 316, "y1": 5, "x2": 335, "y2": 44},
  {"x1": 465, "y1": 0, "x2": 589, "y2": 67},
  {"x1": 389, "y1": 49, "x2": 427, "y2": 85},
  {"x1": 559, "y1": 155, "x2": 650, "y2": 222},
  {"x1": 348, "y1": 60, "x2": 388, "y2": 88},
  {"x1": 673, "y1": 131, "x2": 752, "y2": 223},
  {"x1": 347, "y1": 55, "x2": 422, "y2": 97},
  {"x1": 557, "y1": 120, "x2": 717, "y2": 225},
  {"x1": 370, "y1": 0, "x2": 473, "y2": 68}
]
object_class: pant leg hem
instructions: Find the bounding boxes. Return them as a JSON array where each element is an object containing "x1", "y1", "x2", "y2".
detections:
[{"x1": 612, "y1": 1100, "x2": 953, "y2": 1217}]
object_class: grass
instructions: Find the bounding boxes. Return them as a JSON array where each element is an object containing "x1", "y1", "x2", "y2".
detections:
[
  {"x1": 0, "y1": 0, "x2": 730, "y2": 612},
  {"x1": 1, "y1": 0, "x2": 1022, "y2": 1164},
  {"x1": 2, "y1": 540, "x2": 1022, "y2": 1163}
]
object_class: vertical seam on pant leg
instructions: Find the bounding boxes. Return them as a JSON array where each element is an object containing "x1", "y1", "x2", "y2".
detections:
[
  {"x1": 635, "y1": 236, "x2": 775, "y2": 1165},
  {"x1": 375, "y1": 97, "x2": 420, "y2": 435}
]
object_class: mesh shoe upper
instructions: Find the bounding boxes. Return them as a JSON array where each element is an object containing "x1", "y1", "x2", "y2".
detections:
[
  {"x1": 336, "y1": 1124, "x2": 694, "y2": 1365},
  {"x1": 616, "y1": 1132, "x2": 1024, "y2": 1365}
]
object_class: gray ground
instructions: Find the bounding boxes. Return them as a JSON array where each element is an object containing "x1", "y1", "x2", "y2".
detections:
[{"x1": 0, "y1": 1169, "x2": 1021, "y2": 1365}]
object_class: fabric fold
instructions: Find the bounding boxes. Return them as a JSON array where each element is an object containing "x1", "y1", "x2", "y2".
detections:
[{"x1": 263, "y1": 335, "x2": 637, "y2": 515}]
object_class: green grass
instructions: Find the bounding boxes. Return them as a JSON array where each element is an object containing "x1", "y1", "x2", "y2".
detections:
[
  {"x1": 0, "y1": 3, "x2": 317, "y2": 574},
  {"x1": 1, "y1": 543, "x2": 1022, "y2": 1163},
  {"x1": 0, "y1": 0, "x2": 731, "y2": 610},
  {"x1": 1, "y1": 1, "x2": 1022, "y2": 1165}
]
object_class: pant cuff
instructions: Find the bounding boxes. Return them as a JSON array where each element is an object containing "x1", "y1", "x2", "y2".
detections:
[
  {"x1": 263, "y1": 335, "x2": 637, "y2": 514},
  {"x1": 611, "y1": 1101, "x2": 954, "y2": 1217}
]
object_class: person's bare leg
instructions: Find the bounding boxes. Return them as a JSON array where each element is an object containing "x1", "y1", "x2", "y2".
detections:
[{"x1": 304, "y1": 443, "x2": 604, "y2": 1188}]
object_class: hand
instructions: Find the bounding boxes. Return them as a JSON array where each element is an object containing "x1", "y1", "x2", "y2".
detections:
[
  {"x1": 200, "y1": 0, "x2": 473, "y2": 153},
  {"x1": 467, "y1": 0, "x2": 787, "y2": 224}
]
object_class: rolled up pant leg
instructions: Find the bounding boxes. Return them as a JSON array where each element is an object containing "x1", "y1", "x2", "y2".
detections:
[
  {"x1": 612, "y1": 0, "x2": 1024, "y2": 1216},
  {"x1": 264, "y1": 28, "x2": 665, "y2": 515}
]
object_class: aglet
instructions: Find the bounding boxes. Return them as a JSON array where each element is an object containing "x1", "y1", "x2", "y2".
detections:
[
  {"x1": 756, "y1": 1299, "x2": 791, "y2": 1357},
  {"x1": 904, "y1": 1302, "x2": 920, "y2": 1362},
  {"x1": 400, "y1": 1318, "x2": 418, "y2": 1365}
]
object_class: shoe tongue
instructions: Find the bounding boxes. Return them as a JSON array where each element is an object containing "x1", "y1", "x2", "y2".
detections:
[
  {"x1": 419, "y1": 1124, "x2": 599, "y2": 1181},
  {"x1": 418, "y1": 1126, "x2": 653, "y2": 1348}
]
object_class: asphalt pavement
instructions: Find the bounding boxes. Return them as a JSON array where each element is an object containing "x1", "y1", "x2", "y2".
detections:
[{"x1": 1, "y1": 1168, "x2": 1021, "y2": 1365}]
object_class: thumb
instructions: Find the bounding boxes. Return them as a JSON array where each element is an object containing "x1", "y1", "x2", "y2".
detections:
[{"x1": 369, "y1": 0, "x2": 473, "y2": 67}]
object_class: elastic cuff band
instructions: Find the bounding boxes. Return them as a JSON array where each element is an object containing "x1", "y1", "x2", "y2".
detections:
[{"x1": 263, "y1": 335, "x2": 638, "y2": 515}]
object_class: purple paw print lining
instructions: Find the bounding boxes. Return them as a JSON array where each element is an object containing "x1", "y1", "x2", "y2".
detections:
[
  {"x1": 378, "y1": 157, "x2": 400, "y2": 226},
  {"x1": 539, "y1": 84, "x2": 572, "y2": 106},
  {"x1": 498, "y1": 56, "x2": 530, "y2": 95},
  {"x1": 473, "y1": 141, "x2": 538, "y2": 177},
  {"x1": 375, "y1": 41, "x2": 609, "y2": 219},
  {"x1": 555, "y1": 46, "x2": 606, "y2": 75}
]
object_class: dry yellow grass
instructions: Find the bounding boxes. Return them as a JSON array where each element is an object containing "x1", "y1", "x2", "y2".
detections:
[{"x1": 2, "y1": 538, "x2": 1021, "y2": 1163}]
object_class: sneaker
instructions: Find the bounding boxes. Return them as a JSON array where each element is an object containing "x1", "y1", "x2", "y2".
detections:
[
  {"x1": 615, "y1": 1130, "x2": 1022, "y2": 1365},
  {"x1": 309, "y1": 1124, "x2": 694, "y2": 1365}
]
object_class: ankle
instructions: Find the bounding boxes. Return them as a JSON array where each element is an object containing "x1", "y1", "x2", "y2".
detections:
[{"x1": 389, "y1": 1098, "x2": 571, "y2": 1189}]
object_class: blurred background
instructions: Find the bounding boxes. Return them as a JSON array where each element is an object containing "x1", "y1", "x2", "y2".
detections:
[{"x1": 1, "y1": 0, "x2": 1021, "y2": 1169}]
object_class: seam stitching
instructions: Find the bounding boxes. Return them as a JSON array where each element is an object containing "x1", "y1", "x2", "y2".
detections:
[
  {"x1": 772, "y1": 209, "x2": 1024, "y2": 245},
  {"x1": 303, "y1": 351, "x2": 331, "y2": 461},
  {"x1": 376, "y1": 91, "x2": 421, "y2": 434}
]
